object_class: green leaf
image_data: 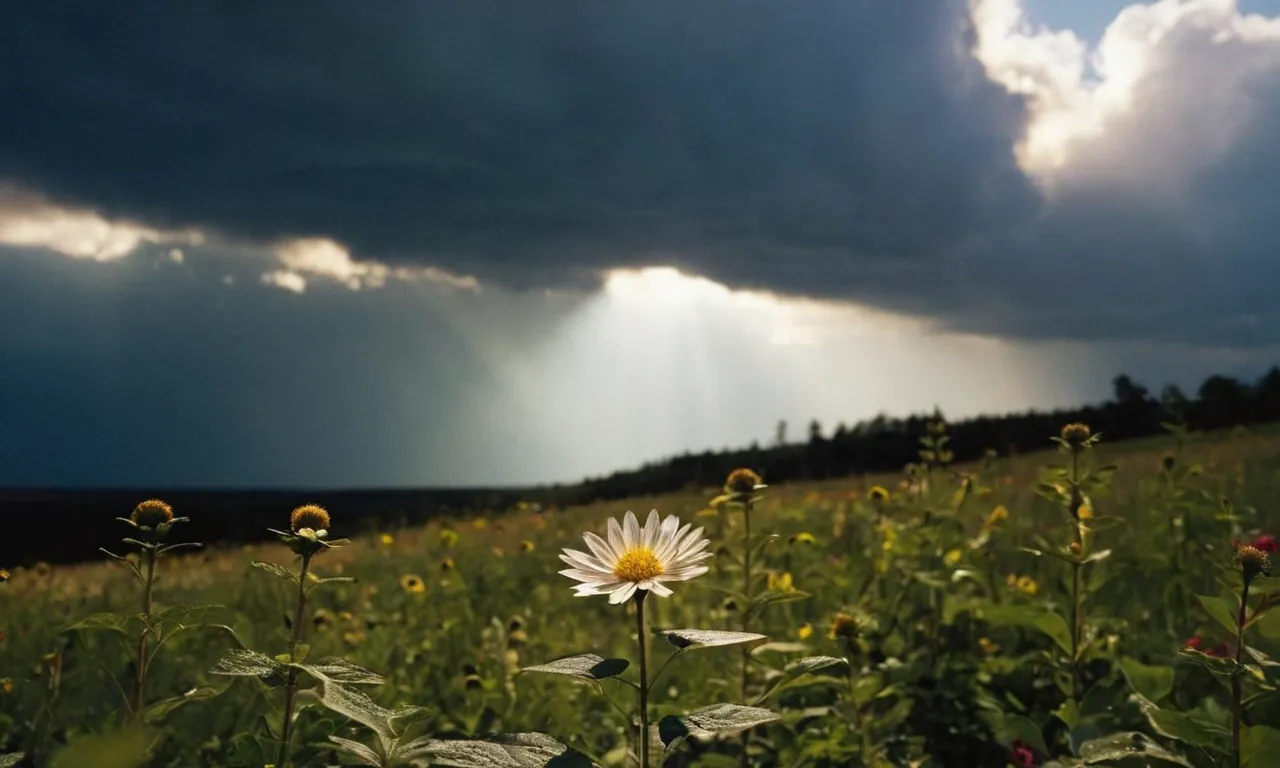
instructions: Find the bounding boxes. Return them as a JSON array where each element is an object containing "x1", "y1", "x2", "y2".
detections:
[
  {"x1": 1119, "y1": 657, "x2": 1175, "y2": 703},
  {"x1": 993, "y1": 714, "x2": 1049, "y2": 758},
  {"x1": 62, "y1": 612, "x2": 136, "y2": 637},
  {"x1": 1252, "y1": 607, "x2": 1280, "y2": 639},
  {"x1": 1197, "y1": 595, "x2": 1239, "y2": 636},
  {"x1": 209, "y1": 649, "x2": 283, "y2": 678},
  {"x1": 520, "y1": 654, "x2": 630, "y2": 681},
  {"x1": 749, "y1": 589, "x2": 811, "y2": 609},
  {"x1": 1054, "y1": 698, "x2": 1079, "y2": 729},
  {"x1": 981, "y1": 605, "x2": 1073, "y2": 656},
  {"x1": 752, "y1": 656, "x2": 848, "y2": 704},
  {"x1": 296, "y1": 658, "x2": 385, "y2": 686},
  {"x1": 1243, "y1": 725, "x2": 1280, "y2": 766},
  {"x1": 1076, "y1": 732, "x2": 1194, "y2": 766},
  {"x1": 418, "y1": 733, "x2": 591, "y2": 767},
  {"x1": 250, "y1": 560, "x2": 297, "y2": 582},
  {"x1": 0, "y1": 755, "x2": 23, "y2": 768},
  {"x1": 142, "y1": 685, "x2": 225, "y2": 724},
  {"x1": 658, "y1": 703, "x2": 780, "y2": 749},
  {"x1": 328, "y1": 735, "x2": 383, "y2": 767},
  {"x1": 49, "y1": 727, "x2": 154, "y2": 768},
  {"x1": 660, "y1": 629, "x2": 768, "y2": 651},
  {"x1": 1132, "y1": 694, "x2": 1231, "y2": 754}
]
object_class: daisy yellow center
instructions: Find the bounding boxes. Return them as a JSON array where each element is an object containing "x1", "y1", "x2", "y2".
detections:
[{"x1": 613, "y1": 547, "x2": 664, "y2": 582}]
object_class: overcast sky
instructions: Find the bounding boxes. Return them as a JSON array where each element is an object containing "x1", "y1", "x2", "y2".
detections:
[{"x1": 4, "y1": 0, "x2": 1280, "y2": 488}]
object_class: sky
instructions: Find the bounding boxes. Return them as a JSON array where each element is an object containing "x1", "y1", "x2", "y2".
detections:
[{"x1": 4, "y1": 0, "x2": 1280, "y2": 489}]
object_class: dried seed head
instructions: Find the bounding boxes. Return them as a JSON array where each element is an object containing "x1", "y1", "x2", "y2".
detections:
[
  {"x1": 1060, "y1": 422, "x2": 1092, "y2": 448},
  {"x1": 1236, "y1": 544, "x2": 1272, "y2": 585},
  {"x1": 725, "y1": 468, "x2": 763, "y2": 495},
  {"x1": 131, "y1": 499, "x2": 174, "y2": 528},
  {"x1": 1161, "y1": 453, "x2": 1176, "y2": 472},
  {"x1": 290, "y1": 504, "x2": 330, "y2": 533}
]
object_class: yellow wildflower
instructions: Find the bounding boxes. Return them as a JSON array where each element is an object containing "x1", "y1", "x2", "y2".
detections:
[
  {"x1": 867, "y1": 486, "x2": 890, "y2": 503},
  {"x1": 943, "y1": 548, "x2": 963, "y2": 568},
  {"x1": 1007, "y1": 574, "x2": 1038, "y2": 595},
  {"x1": 978, "y1": 637, "x2": 999, "y2": 655},
  {"x1": 768, "y1": 571, "x2": 795, "y2": 592},
  {"x1": 520, "y1": 540, "x2": 535, "y2": 553},
  {"x1": 790, "y1": 532, "x2": 817, "y2": 545},
  {"x1": 797, "y1": 623, "x2": 814, "y2": 640},
  {"x1": 472, "y1": 518, "x2": 488, "y2": 530},
  {"x1": 380, "y1": 533, "x2": 394, "y2": 546},
  {"x1": 400, "y1": 574, "x2": 426, "y2": 594},
  {"x1": 985, "y1": 505, "x2": 1008, "y2": 528},
  {"x1": 829, "y1": 613, "x2": 859, "y2": 641}
]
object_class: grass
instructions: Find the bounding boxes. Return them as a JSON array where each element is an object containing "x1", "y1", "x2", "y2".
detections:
[{"x1": 1, "y1": 420, "x2": 1279, "y2": 767}]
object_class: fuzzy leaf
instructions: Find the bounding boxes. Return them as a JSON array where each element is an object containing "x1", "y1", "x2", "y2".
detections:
[
  {"x1": 749, "y1": 589, "x2": 811, "y2": 609},
  {"x1": 328, "y1": 735, "x2": 383, "y2": 767},
  {"x1": 142, "y1": 685, "x2": 225, "y2": 724},
  {"x1": 0, "y1": 755, "x2": 23, "y2": 768},
  {"x1": 658, "y1": 703, "x2": 780, "y2": 748},
  {"x1": 250, "y1": 560, "x2": 297, "y2": 582},
  {"x1": 520, "y1": 653, "x2": 630, "y2": 681},
  {"x1": 209, "y1": 649, "x2": 283, "y2": 678},
  {"x1": 660, "y1": 629, "x2": 768, "y2": 651},
  {"x1": 419, "y1": 733, "x2": 591, "y2": 767},
  {"x1": 297, "y1": 658, "x2": 385, "y2": 686}
]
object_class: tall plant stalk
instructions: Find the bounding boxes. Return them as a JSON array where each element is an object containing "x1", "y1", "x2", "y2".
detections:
[{"x1": 277, "y1": 553, "x2": 313, "y2": 768}]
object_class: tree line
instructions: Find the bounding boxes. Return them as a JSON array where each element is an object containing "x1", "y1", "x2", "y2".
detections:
[{"x1": 550, "y1": 367, "x2": 1280, "y2": 505}]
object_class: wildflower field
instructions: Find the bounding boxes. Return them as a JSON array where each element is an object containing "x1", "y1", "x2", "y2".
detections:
[{"x1": 1, "y1": 422, "x2": 1279, "y2": 768}]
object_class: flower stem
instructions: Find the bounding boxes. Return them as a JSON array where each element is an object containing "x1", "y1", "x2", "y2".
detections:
[
  {"x1": 131, "y1": 546, "x2": 157, "y2": 722},
  {"x1": 277, "y1": 553, "x2": 312, "y2": 768},
  {"x1": 1232, "y1": 580, "x2": 1250, "y2": 768},
  {"x1": 1069, "y1": 448, "x2": 1083, "y2": 702},
  {"x1": 740, "y1": 497, "x2": 753, "y2": 768},
  {"x1": 635, "y1": 590, "x2": 650, "y2": 768}
]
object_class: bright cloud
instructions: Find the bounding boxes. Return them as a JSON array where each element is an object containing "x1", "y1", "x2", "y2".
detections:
[
  {"x1": 267, "y1": 236, "x2": 480, "y2": 293},
  {"x1": 974, "y1": 0, "x2": 1280, "y2": 186},
  {"x1": 0, "y1": 187, "x2": 204, "y2": 261}
]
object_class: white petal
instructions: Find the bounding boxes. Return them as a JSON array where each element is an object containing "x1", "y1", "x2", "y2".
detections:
[
  {"x1": 623, "y1": 511, "x2": 641, "y2": 549},
  {"x1": 559, "y1": 568, "x2": 614, "y2": 584},
  {"x1": 607, "y1": 517, "x2": 625, "y2": 554},
  {"x1": 560, "y1": 549, "x2": 610, "y2": 573},
  {"x1": 608, "y1": 582, "x2": 639, "y2": 604},
  {"x1": 580, "y1": 534, "x2": 620, "y2": 567},
  {"x1": 656, "y1": 521, "x2": 691, "y2": 562},
  {"x1": 648, "y1": 581, "x2": 674, "y2": 597},
  {"x1": 641, "y1": 509, "x2": 660, "y2": 549},
  {"x1": 577, "y1": 580, "x2": 626, "y2": 595},
  {"x1": 653, "y1": 517, "x2": 683, "y2": 561},
  {"x1": 662, "y1": 565, "x2": 709, "y2": 581}
]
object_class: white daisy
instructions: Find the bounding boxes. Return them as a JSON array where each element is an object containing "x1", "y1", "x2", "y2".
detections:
[{"x1": 559, "y1": 509, "x2": 712, "y2": 605}]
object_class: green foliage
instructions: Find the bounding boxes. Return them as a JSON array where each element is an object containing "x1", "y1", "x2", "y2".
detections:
[{"x1": 2, "y1": 426, "x2": 1279, "y2": 766}]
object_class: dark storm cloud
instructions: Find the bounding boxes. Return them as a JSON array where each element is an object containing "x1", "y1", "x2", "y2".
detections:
[
  {"x1": 0, "y1": 3, "x2": 1042, "y2": 301},
  {"x1": 4, "y1": 1, "x2": 1280, "y2": 345}
]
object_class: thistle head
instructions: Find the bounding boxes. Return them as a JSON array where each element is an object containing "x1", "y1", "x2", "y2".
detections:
[
  {"x1": 290, "y1": 504, "x2": 330, "y2": 534},
  {"x1": 131, "y1": 499, "x2": 174, "y2": 529},
  {"x1": 725, "y1": 468, "x2": 764, "y2": 495},
  {"x1": 270, "y1": 504, "x2": 346, "y2": 557},
  {"x1": 1059, "y1": 422, "x2": 1093, "y2": 451}
]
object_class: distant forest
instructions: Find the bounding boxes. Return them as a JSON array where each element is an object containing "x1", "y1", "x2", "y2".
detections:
[{"x1": 550, "y1": 368, "x2": 1280, "y2": 505}]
